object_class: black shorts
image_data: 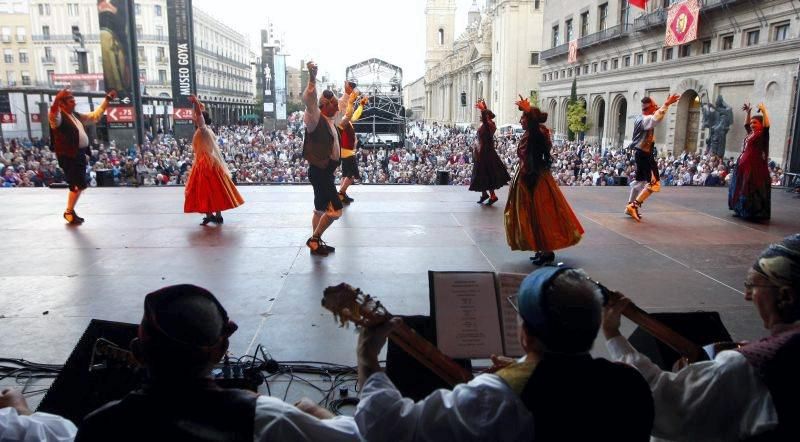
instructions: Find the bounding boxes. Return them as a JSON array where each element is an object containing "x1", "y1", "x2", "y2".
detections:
[
  {"x1": 57, "y1": 148, "x2": 88, "y2": 191},
  {"x1": 341, "y1": 156, "x2": 360, "y2": 179},
  {"x1": 634, "y1": 149, "x2": 658, "y2": 183},
  {"x1": 308, "y1": 161, "x2": 343, "y2": 212}
]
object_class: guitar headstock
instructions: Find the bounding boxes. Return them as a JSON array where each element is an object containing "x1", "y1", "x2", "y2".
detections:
[{"x1": 321, "y1": 283, "x2": 390, "y2": 328}]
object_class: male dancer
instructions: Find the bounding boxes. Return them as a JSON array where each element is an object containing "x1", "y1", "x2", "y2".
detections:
[
  {"x1": 303, "y1": 61, "x2": 342, "y2": 256},
  {"x1": 625, "y1": 93, "x2": 680, "y2": 222},
  {"x1": 49, "y1": 88, "x2": 116, "y2": 224},
  {"x1": 337, "y1": 86, "x2": 367, "y2": 204}
]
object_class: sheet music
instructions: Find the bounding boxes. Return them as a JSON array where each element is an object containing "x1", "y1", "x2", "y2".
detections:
[
  {"x1": 431, "y1": 272, "x2": 504, "y2": 359},
  {"x1": 497, "y1": 273, "x2": 527, "y2": 357}
]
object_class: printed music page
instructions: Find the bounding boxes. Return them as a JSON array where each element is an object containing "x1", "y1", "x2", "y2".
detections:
[
  {"x1": 497, "y1": 273, "x2": 527, "y2": 357},
  {"x1": 430, "y1": 271, "x2": 504, "y2": 359}
]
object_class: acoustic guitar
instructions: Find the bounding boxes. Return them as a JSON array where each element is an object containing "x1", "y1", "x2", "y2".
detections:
[{"x1": 322, "y1": 283, "x2": 474, "y2": 387}]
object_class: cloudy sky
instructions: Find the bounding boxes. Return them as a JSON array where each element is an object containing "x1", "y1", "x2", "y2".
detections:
[{"x1": 192, "y1": 0, "x2": 476, "y2": 85}]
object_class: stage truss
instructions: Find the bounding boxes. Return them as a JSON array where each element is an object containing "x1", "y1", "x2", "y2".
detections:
[{"x1": 345, "y1": 58, "x2": 406, "y2": 146}]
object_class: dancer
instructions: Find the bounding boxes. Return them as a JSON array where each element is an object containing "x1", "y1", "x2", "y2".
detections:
[
  {"x1": 303, "y1": 61, "x2": 342, "y2": 257},
  {"x1": 337, "y1": 84, "x2": 367, "y2": 204},
  {"x1": 49, "y1": 88, "x2": 116, "y2": 224},
  {"x1": 183, "y1": 95, "x2": 244, "y2": 225},
  {"x1": 505, "y1": 96, "x2": 584, "y2": 265},
  {"x1": 469, "y1": 99, "x2": 510, "y2": 205},
  {"x1": 729, "y1": 102, "x2": 771, "y2": 220},
  {"x1": 625, "y1": 94, "x2": 680, "y2": 222}
]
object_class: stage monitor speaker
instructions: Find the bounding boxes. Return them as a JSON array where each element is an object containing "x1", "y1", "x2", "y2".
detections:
[
  {"x1": 628, "y1": 311, "x2": 732, "y2": 371},
  {"x1": 614, "y1": 176, "x2": 628, "y2": 186},
  {"x1": 436, "y1": 170, "x2": 450, "y2": 185},
  {"x1": 386, "y1": 315, "x2": 472, "y2": 401},
  {"x1": 37, "y1": 319, "x2": 141, "y2": 425},
  {"x1": 95, "y1": 169, "x2": 115, "y2": 187}
]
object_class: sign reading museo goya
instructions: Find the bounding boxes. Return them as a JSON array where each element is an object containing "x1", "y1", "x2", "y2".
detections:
[{"x1": 167, "y1": 0, "x2": 196, "y2": 130}]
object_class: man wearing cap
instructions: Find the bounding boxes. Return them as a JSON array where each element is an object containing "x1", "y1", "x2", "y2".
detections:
[
  {"x1": 625, "y1": 93, "x2": 680, "y2": 222},
  {"x1": 302, "y1": 61, "x2": 342, "y2": 257},
  {"x1": 353, "y1": 267, "x2": 653, "y2": 441},
  {"x1": 603, "y1": 233, "x2": 800, "y2": 440},
  {"x1": 76, "y1": 284, "x2": 360, "y2": 441},
  {"x1": 49, "y1": 88, "x2": 116, "y2": 224}
]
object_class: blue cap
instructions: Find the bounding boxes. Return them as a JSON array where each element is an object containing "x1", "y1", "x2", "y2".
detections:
[{"x1": 517, "y1": 266, "x2": 573, "y2": 337}]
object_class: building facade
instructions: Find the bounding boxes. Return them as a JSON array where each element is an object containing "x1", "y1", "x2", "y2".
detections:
[
  {"x1": 538, "y1": 0, "x2": 800, "y2": 166},
  {"x1": 0, "y1": 0, "x2": 37, "y2": 87},
  {"x1": 404, "y1": 75, "x2": 425, "y2": 120},
  {"x1": 423, "y1": 0, "x2": 545, "y2": 127}
]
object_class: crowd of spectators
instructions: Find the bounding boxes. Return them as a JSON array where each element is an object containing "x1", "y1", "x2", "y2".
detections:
[{"x1": 1, "y1": 120, "x2": 788, "y2": 189}]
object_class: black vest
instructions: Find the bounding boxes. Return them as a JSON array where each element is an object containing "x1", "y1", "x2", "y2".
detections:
[
  {"x1": 52, "y1": 111, "x2": 81, "y2": 158},
  {"x1": 519, "y1": 355, "x2": 654, "y2": 442},
  {"x1": 303, "y1": 116, "x2": 341, "y2": 169},
  {"x1": 76, "y1": 381, "x2": 258, "y2": 442}
]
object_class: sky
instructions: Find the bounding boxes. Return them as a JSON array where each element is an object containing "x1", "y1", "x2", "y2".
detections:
[{"x1": 192, "y1": 0, "x2": 477, "y2": 85}]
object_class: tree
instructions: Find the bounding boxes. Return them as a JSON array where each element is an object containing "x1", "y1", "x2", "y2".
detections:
[
  {"x1": 566, "y1": 78, "x2": 590, "y2": 141},
  {"x1": 529, "y1": 90, "x2": 540, "y2": 108}
]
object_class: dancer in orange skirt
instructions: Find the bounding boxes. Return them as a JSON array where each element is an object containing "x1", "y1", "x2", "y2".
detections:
[
  {"x1": 504, "y1": 96, "x2": 584, "y2": 265},
  {"x1": 184, "y1": 95, "x2": 244, "y2": 225}
]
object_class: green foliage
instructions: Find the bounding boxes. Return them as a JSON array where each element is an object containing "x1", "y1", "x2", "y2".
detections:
[
  {"x1": 529, "y1": 90, "x2": 540, "y2": 108},
  {"x1": 567, "y1": 100, "x2": 590, "y2": 138},
  {"x1": 287, "y1": 101, "x2": 304, "y2": 115}
]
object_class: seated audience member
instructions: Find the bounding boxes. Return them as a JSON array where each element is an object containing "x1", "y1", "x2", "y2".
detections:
[
  {"x1": 0, "y1": 388, "x2": 76, "y2": 441},
  {"x1": 354, "y1": 267, "x2": 654, "y2": 442},
  {"x1": 76, "y1": 284, "x2": 359, "y2": 442},
  {"x1": 603, "y1": 233, "x2": 800, "y2": 441}
]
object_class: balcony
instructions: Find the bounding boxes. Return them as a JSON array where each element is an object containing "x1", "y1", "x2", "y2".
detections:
[
  {"x1": 702, "y1": 0, "x2": 744, "y2": 11},
  {"x1": 634, "y1": 8, "x2": 667, "y2": 32},
  {"x1": 41, "y1": 56, "x2": 56, "y2": 64},
  {"x1": 541, "y1": 43, "x2": 570, "y2": 60},
  {"x1": 32, "y1": 34, "x2": 74, "y2": 42},
  {"x1": 577, "y1": 23, "x2": 632, "y2": 49},
  {"x1": 138, "y1": 34, "x2": 168, "y2": 42}
]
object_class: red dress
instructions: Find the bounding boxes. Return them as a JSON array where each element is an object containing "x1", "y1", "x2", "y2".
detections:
[
  {"x1": 184, "y1": 122, "x2": 244, "y2": 213},
  {"x1": 728, "y1": 125, "x2": 770, "y2": 219}
]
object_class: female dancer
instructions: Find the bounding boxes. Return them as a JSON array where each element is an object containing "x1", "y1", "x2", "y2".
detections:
[
  {"x1": 729, "y1": 102, "x2": 770, "y2": 220},
  {"x1": 505, "y1": 96, "x2": 584, "y2": 265},
  {"x1": 184, "y1": 95, "x2": 244, "y2": 225},
  {"x1": 469, "y1": 99, "x2": 510, "y2": 205}
]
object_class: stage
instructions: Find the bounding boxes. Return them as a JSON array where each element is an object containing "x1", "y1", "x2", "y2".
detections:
[{"x1": 1, "y1": 185, "x2": 798, "y2": 405}]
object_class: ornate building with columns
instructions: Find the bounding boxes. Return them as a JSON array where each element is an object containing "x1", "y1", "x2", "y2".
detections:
[{"x1": 423, "y1": 0, "x2": 545, "y2": 127}]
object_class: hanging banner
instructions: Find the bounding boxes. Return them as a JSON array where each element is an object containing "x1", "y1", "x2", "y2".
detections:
[
  {"x1": 98, "y1": 0, "x2": 143, "y2": 145},
  {"x1": 568, "y1": 40, "x2": 578, "y2": 64},
  {"x1": 274, "y1": 54, "x2": 287, "y2": 121},
  {"x1": 0, "y1": 92, "x2": 12, "y2": 123},
  {"x1": 167, "y1": 0, "x2": 196, "y2": 139},
  {"x1": 665, "y1": 0, "x2": 700, "y2": 47},
  {"x1": 261, "y1": 39, "x2": 276, "y2": 120},
  {"x1": 630, "y1": 0, "x2": 648, "y2": 10}
]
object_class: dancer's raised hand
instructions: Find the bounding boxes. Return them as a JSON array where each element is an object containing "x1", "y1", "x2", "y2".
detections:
[
  {"x1": 516, "y1": 95, "x2": 532, "y2": 113},
  {"x1": 665, "y1": 93, "x2": 681, "y2": 106},
  {"x1": 306, "y1": 61, "x2": 318, "y2": 82}
]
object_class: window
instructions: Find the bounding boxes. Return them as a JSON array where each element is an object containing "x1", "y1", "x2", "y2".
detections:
[
  {"x1": 543, "y1": 74, "x2": 547, "y2": 82},
  {"x1": 619, "y1": 0, "x2": 630, "y2": 25},
  {"x1": 18, "y1": 50, "x2": 27, "y2": 63},
  {"x1": 156, "y1": 26, "x2": 164, "y2": 38},
  {"x1": 530, "y1": 52, "x2": 540, "y2": 66},
  {"x1": 561, "y1": 69, "x2": 566, "y2": 78},
  {"x1": 566, "y1": 19, "x2": 574, "y2": 42},
  {"x1": 535, "y1": 0, "x2": 540, "y2": 9},
  {"x1": 679, "y1": 44, "x2": 691, "y2": 57},
  {"x1": 1, "y1": 27, "x2": 9, "y2": 43},
  {"x1": 580, "y1": 12, "x2": 589, "y2": 37},
  {"x1": 136, "y1": 25, "x2": 143, "y2": 39},
  {"x1": 44, "y1": 46, "x2": 52, "y2": 59},
  {"x1": 42, "y1": 25, "x2": 49, "y2": 38},
  {"x1": 554, "y1": 71, "x2": 558, "y2": 79},
  {"x1": 158, "y1": 69, "x2": 167, "y2": 83},
  {"x1": 721, "y1": 34, "x2": 734, "y2": 50},
  {"x1": 746, "y1": 29, "x2": 760, "y2": 46},
  {"x1": 592, "y1": 63, "x2": 598, "y2": 73},
  {"x1": 599, "y1": 3, "x2": 608, "y2": 31},
  {"x1": 623, "y1": 56, "x2": 631, "y2": 67},
  {"x1": 772, "y1": 23, "x2": 789, "y2": 42},
  {"x1": 3, "y1": 49, "x2": 13, "y2": 63},
  {"x1": 155, "y1": 5, "x2": 162, "y2": 16},
  {"x1": 552, "y1": 25, "x2": 560, "y2": 47},
  {"x1": 38, "y1": 4, "x2": 50, "y2": 15},
  {"x1": 46, "y1": 69, "x2": 54, "y2": 83},
  {"x1": 438, "y1": 28, "x2": 444, "y2": 45},
  {"x1": 583, "y1": 64, "x2": 589, "y2": 74},
  {"x1": 575, "y1": 67, "x2": 580, "y2": 76},
  {"x1": 21, "y1": 71, "x2": 30, "y2": 85},
  {"x1": 6, "y1": 71, "x2": 16, "y2": 85},
  {"x1": 612, "y1": 58, "x2": 619, "y2": 69},
  {"x1": 135, "y1": 4, "x2": 141, "y2": 15},
  {"x1": 664, "y1": 47, "x2": 674, "y2": 60},
  {"x1": 157, "y1": 46, "x2": 166, "y2": 59},
  {"x1": 67, "y1": 3, "x2": 78, "y2": 16},
  {"x1": 635, "y1": 52, "x2": 643, "y2": 65},
  {"x1": 649, "y1": 50, "x2": 658, "y2": 63},
  {"x1": 15, "y1": 27, "x2": 25, "y2": 42},
  {"x1": 568, "y1": 68, "x2": 573, "y2": 77},
  {"x1": 701, "y1": 40, "x2": 711, "y2": 54},
  {"x1": 137, "y1": 46, "x2": 145, "y2": 61},
  {"x1": 601, "y1": 60, "x2": 608, "y2": 71},
  {"x1": 548, "y1": 72, "x2": 552, "y2": 81}
]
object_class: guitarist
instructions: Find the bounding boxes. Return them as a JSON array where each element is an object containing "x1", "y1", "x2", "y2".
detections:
[
  {"x1": 354, "y1": 267, "x2": 654, "y2": 441},
  {"x1": 602, "y1": 233, "x2": 800, "y2": 441}
]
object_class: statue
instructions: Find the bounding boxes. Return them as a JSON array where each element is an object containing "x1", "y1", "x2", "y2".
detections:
[{"x1": 702, "y1": 95, "x2": 733, "y2": 157}]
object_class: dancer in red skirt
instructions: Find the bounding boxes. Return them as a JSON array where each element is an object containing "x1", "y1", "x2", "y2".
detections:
[
  {"x1": 184, "y1": 95, "x2": 244, "y2": 225},
  {"x1": 469, "y1": 99, "x2": 510, "y2": 205}
]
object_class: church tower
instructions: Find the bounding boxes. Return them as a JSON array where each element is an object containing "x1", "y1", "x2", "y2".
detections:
[{"x1": 425, "y1": 0, "x2": 456, "y2": 71}]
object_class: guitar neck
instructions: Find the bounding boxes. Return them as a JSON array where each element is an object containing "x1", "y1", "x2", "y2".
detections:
[
  {"x1": 622, "y1": 303, "x2": 706, "y2": 362},
  {"x1": 388, "y1": 321, "x2": 474, "y2": 386}
]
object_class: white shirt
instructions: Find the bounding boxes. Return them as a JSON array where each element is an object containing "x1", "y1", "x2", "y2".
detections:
[
  {"x1": 354, "y1": 372, "x2": 533, "y2": 442},
  {"x1": 253, "y1": 396, "x2": 360, "y2": 441},
  {"x1": 607, "y1": 336, "x2": 778, "y2": 441},
  {"x1": 0, "y1": 407, "x2": 76, "y2": 442}
]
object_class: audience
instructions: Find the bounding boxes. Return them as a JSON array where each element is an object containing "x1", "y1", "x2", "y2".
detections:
[
  {"x1": 602, "y1": 233, "x2": 800, "y2": 441},
  {"x1": 353, "y1": 267, "x2": 654, "y2": 442}
]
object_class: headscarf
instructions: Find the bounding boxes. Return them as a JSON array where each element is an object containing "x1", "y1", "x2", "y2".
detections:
[{"x1": 753, "y1": 233, "x2": 800, "y2": 289}]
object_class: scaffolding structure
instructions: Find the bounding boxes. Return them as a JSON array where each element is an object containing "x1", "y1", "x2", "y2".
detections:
[{"x1": 345, "y1": 58, "x2": 406, "y2": 147}]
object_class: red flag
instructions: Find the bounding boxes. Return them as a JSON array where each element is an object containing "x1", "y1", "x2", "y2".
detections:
[
  {"x1": 568, "y1": 40, "x2": 578, "y2": 64},
  {"x1": 665, "y1": 0, "x2": 700, "y2": 47},
  {"x1": 630, "y1": 0, "x2": 648, "y2": 9}
]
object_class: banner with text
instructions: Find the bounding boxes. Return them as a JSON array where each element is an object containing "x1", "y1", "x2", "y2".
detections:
[
  {"x1": 261, "y1": 43, "x2": 276, "y2": 120},
  {"x1": 274, "y1": 54, "x2": 287, "y2": 121},
  {"x1": 167, "y1": 0, "x2": 196, "y2": 139}
]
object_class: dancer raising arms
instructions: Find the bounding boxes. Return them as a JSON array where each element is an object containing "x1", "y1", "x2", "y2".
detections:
[
  {"x1": 729, "y1": 102, "x2": 771, "y2": 220},
  {"x1": 183, "y1": 95, "x2": 244, "y2": 225},
  {"x1": 337, "y1": 83, "x2": 367, "y2": 205},
  {"x1": 469, "y1": 99, "x2": 510, "y2": 205},
  {"x1": 505, "y1": 96, "x2": 584, "y2": 266}
]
